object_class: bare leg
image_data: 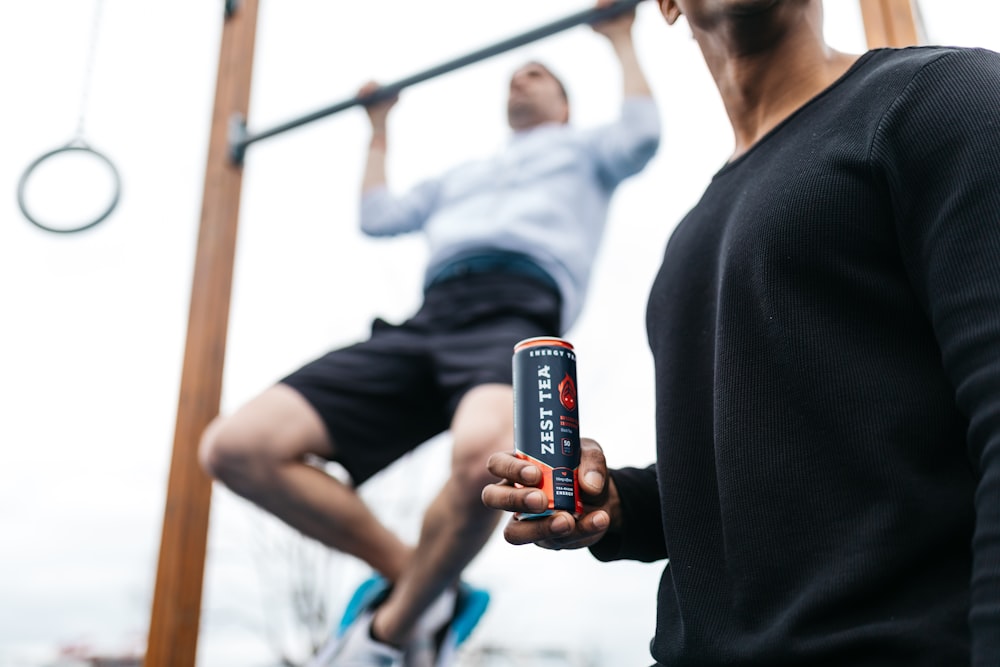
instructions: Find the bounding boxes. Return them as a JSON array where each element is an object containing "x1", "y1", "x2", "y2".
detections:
[
  {"x1": 199, "y1": 384, "x2": 412, "y2": 580},
  {"x1": 371, "y1": 383, "x2": 512, "y2": 645}
]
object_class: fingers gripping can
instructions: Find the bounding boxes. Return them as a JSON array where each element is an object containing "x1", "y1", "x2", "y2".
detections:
[{"x1": 512, "y1": 336, "x2": 582, "y2": 519}]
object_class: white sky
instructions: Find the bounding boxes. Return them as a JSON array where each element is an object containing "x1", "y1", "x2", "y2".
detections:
[{"x1": 1, "y1": 2, "x2": 997, "y2": 666}]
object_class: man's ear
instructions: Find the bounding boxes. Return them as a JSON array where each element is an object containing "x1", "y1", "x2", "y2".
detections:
[{"x1": 658, "y1": 0, "x2": 682, "y2": 25}]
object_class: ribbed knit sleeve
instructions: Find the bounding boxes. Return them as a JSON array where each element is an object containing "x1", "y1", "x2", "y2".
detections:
[
  {"x1": 871, "y1": 47, "x2": 1000, "y2": 666},
  {"x1": 590, "y1": 464, "x2": 667, "y2": 562}
]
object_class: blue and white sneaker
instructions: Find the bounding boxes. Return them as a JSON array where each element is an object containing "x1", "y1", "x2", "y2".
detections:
[
  {"x1": 406, "y1": 582, "x2": 491, "y2": 667},
  {"x1": 330, "y1": 575, "x2": 489, "y2": 667},
  {"x1": 305, "y1": 576, "x2": 401, "y2": 667},
  {"x1": 336, "y1": 575, "x2": 393, "y2": 637}
]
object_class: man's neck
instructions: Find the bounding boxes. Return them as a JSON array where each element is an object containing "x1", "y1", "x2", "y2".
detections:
[{"x1": 696, "y1": 11, "x2": 860, "y2": 160}]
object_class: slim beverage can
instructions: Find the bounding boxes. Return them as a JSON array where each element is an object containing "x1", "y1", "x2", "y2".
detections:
[{"x1": 512, "y1": 336, "x2": 582, "y2": 519}]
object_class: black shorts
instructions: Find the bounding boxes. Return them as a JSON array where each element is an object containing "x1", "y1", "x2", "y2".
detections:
[{"x1": 281, "y1": 272, "x2": 561, "y2": 485}]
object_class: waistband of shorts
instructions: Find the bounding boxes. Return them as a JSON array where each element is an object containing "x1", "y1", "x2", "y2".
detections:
[{"x1": 426, "y1": 250, "x2": 559, "y2": 294}]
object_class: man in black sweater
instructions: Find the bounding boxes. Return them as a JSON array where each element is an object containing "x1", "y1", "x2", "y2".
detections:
[{"x1": 483, "y1": 1, "x2": 1000, "y2": 665}]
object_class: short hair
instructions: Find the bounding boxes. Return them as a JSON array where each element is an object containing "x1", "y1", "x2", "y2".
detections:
[{"x1": 521, "y1": 60, "x2": 570, "y2": 105}]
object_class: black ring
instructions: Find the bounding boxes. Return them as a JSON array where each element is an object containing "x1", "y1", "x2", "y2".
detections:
[{"x1": 17, "y1": 143, "x2": 121, "y2": 234}]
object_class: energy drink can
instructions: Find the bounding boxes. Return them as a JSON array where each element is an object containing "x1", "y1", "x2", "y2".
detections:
[{"x1": 512, "y1": 336, "x2": 582, "y2": 519}]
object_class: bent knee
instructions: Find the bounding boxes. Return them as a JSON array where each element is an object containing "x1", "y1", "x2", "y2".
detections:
[
  {"x1": 199, "y1": 386, "x2": 332, "y2": 483},
  {"x1": 451, "y1": 383, "x2": 513, "y2": 455},
  {"x1": 199, "y1": 417, "x2": 273, "y2": 484},
  {"x1": 199, "y1": 418, "x2": 239, "y2": 480},
  {"x1": 451, "y1": 430, "x2": 513, "y2": 497}
]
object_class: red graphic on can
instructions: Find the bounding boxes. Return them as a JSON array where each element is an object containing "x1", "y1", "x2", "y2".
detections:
[{"x1": 558, "y1": 373, "x2": 576, "y2": 411}]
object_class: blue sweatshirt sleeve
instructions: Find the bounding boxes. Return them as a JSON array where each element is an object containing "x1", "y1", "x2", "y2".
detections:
[
  {"x1": 584, "y1": 95, "x2": 661, "y2": 188},
  {"x1": 359, "y1": 179, "x2": 441, "y2": 237}
]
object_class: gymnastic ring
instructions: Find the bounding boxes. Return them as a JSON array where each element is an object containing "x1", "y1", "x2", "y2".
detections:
[{"x1": 17, "y1": 142, "x2": 121, "y2": 234}]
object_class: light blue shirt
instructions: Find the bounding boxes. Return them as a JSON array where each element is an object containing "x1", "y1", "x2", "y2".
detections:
[{"x1": 360, "y1": 96, "x2": 660, "y2": 332}]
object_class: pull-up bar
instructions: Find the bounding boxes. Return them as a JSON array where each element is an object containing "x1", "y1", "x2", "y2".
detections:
[{"x1": 229, "y1": 0, "x2": 646, "y2": 163}]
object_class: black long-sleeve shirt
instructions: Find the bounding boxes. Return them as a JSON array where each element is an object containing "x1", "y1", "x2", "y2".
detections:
[{"x1": 593, "y1": 47, "x2": 1000, "y2": 666}]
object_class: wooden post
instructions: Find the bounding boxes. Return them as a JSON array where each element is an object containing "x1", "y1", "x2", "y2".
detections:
[
  {"x1": 145, "y1": 1, "x2": 259, "y2": 665},
  {"x1": 859, "y1": 0, "x2": 924, "y2": 48}
]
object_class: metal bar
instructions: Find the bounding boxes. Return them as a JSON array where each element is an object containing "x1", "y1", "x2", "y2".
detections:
[
  {"x1": 144, "y1": 1, "x2": 260, "y2": 665},
  {"x1": 230, "y1": 0, "x2": 645, "y2": 162}
]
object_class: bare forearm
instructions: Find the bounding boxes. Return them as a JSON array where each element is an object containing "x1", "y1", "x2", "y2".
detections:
[
  {"x1": 357, "y1": 77, "x2": 394, "y2": 195},
  {"x1": 361, "y1": 131, "x2": 387, "y2": 194},
  {"x1": 610, "y1": 32, "x2": 652, "y2": 98}
]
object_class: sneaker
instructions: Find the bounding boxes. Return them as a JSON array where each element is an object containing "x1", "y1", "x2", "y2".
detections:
[
  {"x1": 337, "y1": 575, "x2": 392, "y2": 637},
  {"x1": 305, "y1": 577, "x2": 401, "y2": 667},
  {"x1": 405, "y1": 582, "x2": 491, "y2": 667}
]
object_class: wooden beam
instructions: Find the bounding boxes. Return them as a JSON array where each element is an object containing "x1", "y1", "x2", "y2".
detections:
[
  {"x1": 859, "y1": 0, "x2": 923, "y2": 49},
  {"x1": 145, "y1": 1, "x2": 259, "y2": 665}
]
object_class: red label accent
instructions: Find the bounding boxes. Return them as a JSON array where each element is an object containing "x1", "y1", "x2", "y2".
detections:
[{"x1": 558, "y1": 373, "x2": 576, "y2": 411}]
